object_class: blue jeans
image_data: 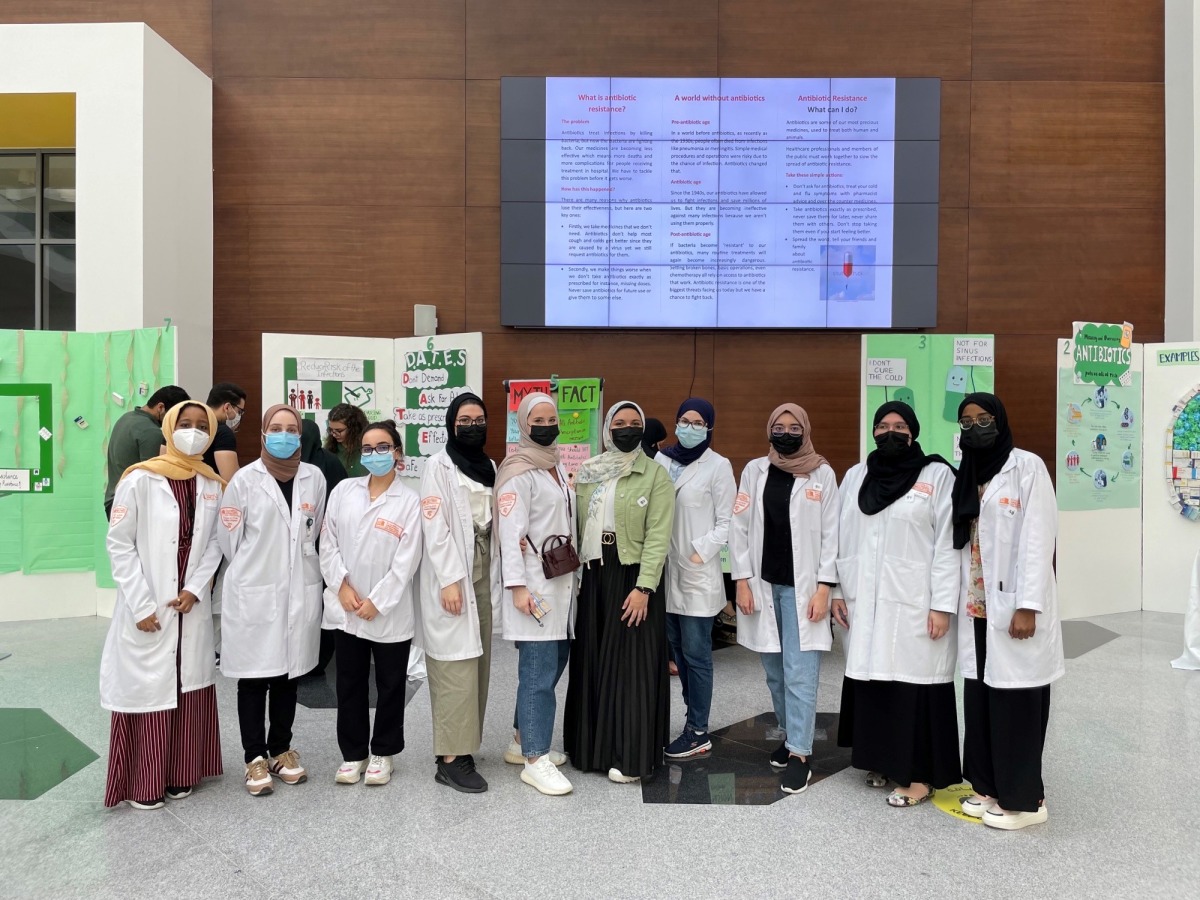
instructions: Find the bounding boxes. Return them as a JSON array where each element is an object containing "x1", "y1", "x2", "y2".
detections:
[
  {"x1": 666, "y1": 612, "x2": 715, "y2": 733},
  {"x1": 513, "y1": 639, "x2": 570, "y2": 758},
  {"x1": 759, "y1": 584, "x2": 821, "y2": 756}
]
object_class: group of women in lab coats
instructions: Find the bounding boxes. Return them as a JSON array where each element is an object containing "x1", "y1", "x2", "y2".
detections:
[{"x1": 98, "y1": 388, "x2": 1062, "y2": 829}]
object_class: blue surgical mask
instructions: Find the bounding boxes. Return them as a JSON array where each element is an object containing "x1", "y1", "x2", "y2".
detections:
[
  {"x1": 360, "y1": 451, "x2": 396, "y2": 476},
  {"x1": 263, "y1": 431, "x2": 301, "y2": 459},
  {"x1": 675, "y1": 423, "x2": 708, "y2": 449}
]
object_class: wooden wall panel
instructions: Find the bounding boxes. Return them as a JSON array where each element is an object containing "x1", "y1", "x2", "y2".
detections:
[
  {"x1": 213, "y1": 78, "x2": 465, "y2": 208},
  {"x1": 719, "y1": 0, "x2": 972, "y2": 79},
  {"x1": 970, "y1": 82, "x2": 1164, "y2": 209},
  {"x1": 935, "y1": 207, "x2": 969, "y2": 334},
  {"x1": 939, "y1": 82, "x2": 971, "y2": 208},
  {"x1": 213, "y1": 0, "x2": 464, "y2": 79},
  {"x1": 466, "y1": 80, "x2": 500, "y2": 208},
  {"x1": 2, "y1": 1, "x2": 213, "y2": 73},
  {"x1": 973, "y1": 0, "x2": 1164, "y2": 83},
  {"x1": 465, "y1": 207, "x2": 502, "y2": 333},
  {"x1": 992, "y1": 334, "x2": 1063, "y2": 466},
  {"x1": 967, "y1": 208, "x2": 1164, "y2": 339},
  {"x1": 466, "y1": 0, "x2": 718, "y2": 79}
]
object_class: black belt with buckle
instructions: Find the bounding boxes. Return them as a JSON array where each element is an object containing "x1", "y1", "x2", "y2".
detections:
[{"x1": 601, "y1": 531, "x2": 616, "y2": 546}]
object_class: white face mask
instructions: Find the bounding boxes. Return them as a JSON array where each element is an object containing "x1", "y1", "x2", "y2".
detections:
[
  {"x1": 227, "y1": 407, "x2": 243, "y2": 431},
  {"x1": 173, "y1": 428, "x2": 209, "y2": 457}
]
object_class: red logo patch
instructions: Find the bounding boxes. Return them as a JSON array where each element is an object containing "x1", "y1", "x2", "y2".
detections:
[
  {"x1": 498, "y1": 492, "x2": 517, "y2": 517},
  {"x1": 110, "y1": 505, "x2": 128, "y2": 525},
  {"x1": 375, "y1": 518, "x2": 404, "y2": 539},
  {"x1": 912, "y1": 482, "x2": 933, "y2": 496},
  {"x1": 804, "y1": 488, "x2": 822, "y2": 502},
  {"x1": 421, "y1": 496, "x2": 442, "y2": 520},
  {"x1": 219, "y1": 507, "x2": 242, "y2": 531},
  {"x1": 733, "y1": 492, "x2": 751, "y2": 515}
]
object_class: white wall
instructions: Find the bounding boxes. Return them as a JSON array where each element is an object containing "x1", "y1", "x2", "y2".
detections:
[
  {"x1": 0, "y1": 24, "x2": 212, "y2": 621},
  {"x1": 1165, "y1": 0, "x2": 1200, "y2": 342}
]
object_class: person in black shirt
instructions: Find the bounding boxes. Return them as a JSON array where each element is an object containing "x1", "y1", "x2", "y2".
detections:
[{"x1": 202, "y1": 382, "x2": 247, "y2": 482}]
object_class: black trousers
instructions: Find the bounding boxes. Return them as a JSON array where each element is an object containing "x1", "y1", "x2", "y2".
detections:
[
  {"x1": 963, "y1": 617, "x2": 1051, "y2": 812},
  {"x1": 237, "y1": 675, "x2": 299, "y2": 764},
  {"x1": 335, "y1": 631, "x2": 411, "y2": 761},
  {"x1": 307, "y1": 628, "x2": 337, "y2": 676}
]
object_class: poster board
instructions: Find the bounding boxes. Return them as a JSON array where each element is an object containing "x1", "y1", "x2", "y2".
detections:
[
  {"x1": 1055, "y1": 324, "x2": 1143, "y2": 620},
  {"x1": 505, "y1": 377, "x2": 603, "y2": 479},
  {"x1": 0, "y1": 327, "x2": 175, "y2": 583},
  {"x1": 1141, "y1": 342, "x2": 1200, "y2": 615},
  {"x1": 262, "y1": 332, "x2": 483, "y2": 484},
  {"x1": 860, "y1": 334, "x2": 995, "y2": 462}
]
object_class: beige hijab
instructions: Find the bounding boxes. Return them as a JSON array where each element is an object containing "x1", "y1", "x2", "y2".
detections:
[
  {"x1": 766, "y1": 403, "x2": 828, "y2": 476},
  {"x1": 494, "y1": 392, "x2": 560, "y2": 498},
  {"x1": 260, "y1": 404, "x2": 303, "y2": 481}
]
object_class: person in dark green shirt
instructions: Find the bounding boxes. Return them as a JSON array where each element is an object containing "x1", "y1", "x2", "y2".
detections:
[{"x1": 103, "y1": 385, "x2": 189, "y2": 518}]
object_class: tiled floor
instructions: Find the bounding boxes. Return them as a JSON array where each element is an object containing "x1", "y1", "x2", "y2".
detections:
[{"x1": 1, "y1": 611, "x2": 1198, "y2": 899}]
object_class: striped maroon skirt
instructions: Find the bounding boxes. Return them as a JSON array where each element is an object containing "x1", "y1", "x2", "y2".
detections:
[{"x1": 103, "y1": 685, "x2": 223, "y2": 807}]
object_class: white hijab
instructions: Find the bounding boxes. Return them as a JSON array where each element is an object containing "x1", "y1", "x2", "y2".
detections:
[{"x1": 576, "y1": 401, "x2": 645, "y2": 562}]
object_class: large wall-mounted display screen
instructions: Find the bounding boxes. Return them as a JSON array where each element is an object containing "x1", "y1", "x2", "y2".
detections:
[{"x1": 501, "y1": 77, "x2": 940, "y2": 329}]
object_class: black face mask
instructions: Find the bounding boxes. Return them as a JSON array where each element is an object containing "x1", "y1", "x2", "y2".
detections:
[
  {"x1": 961, "y1": 423, "x2": 999, "y2": 450},
  {"x1": 770, "y1": 433, "x2": 804, "y2": 455},
  {"x1": 455, "y1": 424, "x2": 487, "y2": 448},
  {"x1": 874, "y1": 431, "x2": 912, "y2": 457},
  {"x1": 612, "y1": 427, "x2": 644, "y2": 453},
  {"x1": 529, "y1": 424, "x2": 560, "y2": 447}
]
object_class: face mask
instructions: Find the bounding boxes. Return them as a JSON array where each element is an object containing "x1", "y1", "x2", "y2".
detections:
[
  {"x1": 874, "y1": 431, "x2": 911, "y2": 457},
  {"x1": 455, "y1": 424, "x2": 487, "y2": 448},
  {"x1": 675, "y1": 423, "x2": 708, "y2": 449},
  {"x1": 961, "y1": 423, "x2": 999, "y2": 450},
  {"x1": 611, "y1": 427, "x2": 644, "y2": 453},
  {"x1": 264, "y1": 432, "x2": 301, "y2": 459},
  {"x1": 173, "y1": 428, "x2": 209, "y2": 456},
  {"x1": 529, "y1": 424, "x2": 559, "y2": 447},
  {"x1": 770, "y1": 433, "x2": 804, "y2": 456},
  {"x1": 360, "y1": 451, "x2": 397, "y2": 476},
  {"x1": 227, "y1": 407, "x2": 243, "y2": 431}
]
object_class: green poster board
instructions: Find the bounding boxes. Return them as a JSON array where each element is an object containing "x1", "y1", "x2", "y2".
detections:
[
  {"x1": 283, "y1": 356, "x2": 380, "y2": 427},
  {"x1": 398, "y1": 345, "x2": 469, "y2": 477},
  {"x1": 0, "y1": 327, "x2": 174, "y2": 582},
  {"x1": 861, "y1": 334, "x2": 996, "y2": 463},
  {"x1": 505, "y1": 377, "x2": 603, "y2": 477}
]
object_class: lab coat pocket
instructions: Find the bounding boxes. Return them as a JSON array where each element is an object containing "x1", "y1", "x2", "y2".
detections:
[
  {"x1": 302, "y1": 551, "x2": 323, "y2": 587},
  {"x1": 992, "y1": 589, "x2": 1018, "y2": 618},
  {"x1": 672, "y1": 557, "x2": 710, "y2": 597},
  {"x1": 834, "y1": 556, "x2": 859, "y2": 602},
  {"x1": 880, "y1": 555, "x2": 932, "y2": 638},
  {"x1": 237, "y1": 584, "x2": 280, "y2": 627}
]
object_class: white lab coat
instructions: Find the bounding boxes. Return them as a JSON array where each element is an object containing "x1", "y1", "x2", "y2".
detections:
[
  {"x1": 654, "y1": 449, "x2": 736, "y2": 617},
  {"x1": 729, "y1": 459, "x2": 840, "y2": 653},
  {"x1": 217, "y1": 460, "x2": 327, "y2": 680},
  {"x1": 496, "y1": 467, "x2": 578, "y2": 641},
  {"x1": 957, "y1": 449, "x2": 1065, "y2": 689},
  {"x1": 418, "y1": 451, "x2": 502, "y2": 661},
  {"x1": 836, "y1": 461, "x2": 958, "y2": 684},
  {"x1": 100, "y1": 471, "x2": 224, "y2": 713},
  {"x1": 320, "y1": 475, "x2": 423, "y2": 644}
]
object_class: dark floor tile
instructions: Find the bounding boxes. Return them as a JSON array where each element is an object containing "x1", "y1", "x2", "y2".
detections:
[{"x1": 0, "y1": 708, "x2": 99, "y2": 800}]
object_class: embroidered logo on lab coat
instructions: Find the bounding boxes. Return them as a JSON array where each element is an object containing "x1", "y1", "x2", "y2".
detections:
[
  {"x1": 110, "y1": 505, "x2": 128, "y2": 525},
  {"x1": 374, "y1": 518, "x2": 404, "y2": 539},
  {"x1": 300, "y1": 502, "x2": 315, "y2": 514},
  {"x1": 202, "y1": 492, "x2": 219, "y2": 503},
  {"x1": 912, "y1": 482, "x2": 934, "y2": 496},
  {"x1": 733, "y1": 492, "x2": 751, "y2": 515},
  {"x1": 498, "y1": 492, "x2": 517, "y2": 517},
  {"x1": 804, "y1": 488, "x2": 822, "y2": 502},
  {"x1": 219, "y1": 507, "x2": 242, "y2": 531},
  {"x1": 421, "y1": 496, "x2": 442, "y2": 519},
  {"x1": 999, "y1": 497, "x2": 1022, "y2": 510}
]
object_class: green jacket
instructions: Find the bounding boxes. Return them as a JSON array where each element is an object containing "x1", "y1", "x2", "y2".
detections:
[{"x1": 575, "y1": 452, "x2": 675, "y2": 591}]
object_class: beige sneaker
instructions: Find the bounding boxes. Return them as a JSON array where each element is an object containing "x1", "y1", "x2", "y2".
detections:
[
  {"x1": 335, "y1": 759, "x2": 367, "y2": 784},
  {"x1": 245, "y1": 756, "x2": 273, "y2": 796},
  {"x1": 269, "y1": 749, "x2": 307, "y2": 785},
  {"x1": 364, "y1": 754, "x2": 393, "y2": 786},
  {"x1": 504, "y1": 739, "x2": 567, "y2": 767}
]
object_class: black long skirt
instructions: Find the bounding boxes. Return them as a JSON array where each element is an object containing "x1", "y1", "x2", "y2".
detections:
[
  {"x1": 564, "y1": 541, "x2": 670, "y2": 778},
  {"x1": 837, "y1": 676, "x2": 962, "y2": 789}
]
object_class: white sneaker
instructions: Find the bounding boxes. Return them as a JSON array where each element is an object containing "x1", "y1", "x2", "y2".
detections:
[
  {"x1": 520, "y1": 755, "x2": 573, "y2": 795},
  {"x1": 335, "y1": 759, "x2": 368, "y2": 784},
  {"x1": 364, "y1": 754, "x2": 393, "y2": 786},
  {"x1": 504, "y1": 739, "x2": 567, "y2": 767},
  {"x1": 608, "y1": 767, "x2": 640, "y2": 784},
  {"x1": 960, "y1": 792, "x2": 998, "y2": 818},
  {"x1": 983, "y1": 804, "x2": 1049, "y2": 830}
]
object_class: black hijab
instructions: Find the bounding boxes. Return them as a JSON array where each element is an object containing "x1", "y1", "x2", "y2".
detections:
[
  {"x1": 660, "y1": 398, "x2": 716, "y2": 467},
  {"x1": 300, "y1": 418, "x2": 348, "y2": 495},
  {"x1": 641, "y1": 418, "x2": 668, "y2": 457},
  {"x1": 858, "y1": 401, "x2": 951, "y2": 515},
  {"x1": 951, "y1": 392, "x2": 1014, "y2": 549},
  {"x1": 445, "y1": 392, "x2": 495, "y2": 487}
]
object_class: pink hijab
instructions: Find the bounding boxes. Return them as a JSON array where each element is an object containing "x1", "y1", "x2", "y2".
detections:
[
  {"x1": 766, "y1": 403, "x2": 827, "y2": 476},
  {"x1": 494, "y1": 392, "x2": 559, "y2": 497}
]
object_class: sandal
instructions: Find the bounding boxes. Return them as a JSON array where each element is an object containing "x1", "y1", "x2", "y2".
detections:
[
  {"x1": 865, "y1": 771, "x2": 888, "y2": 788},
  {"x1": 886, "y1": 784, "x2": 933, "y2": 808}
]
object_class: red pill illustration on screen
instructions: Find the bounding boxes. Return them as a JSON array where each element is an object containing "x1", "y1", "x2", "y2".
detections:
[{"x1": 843, "y1": 252, "x2": 853, "y2": 278}]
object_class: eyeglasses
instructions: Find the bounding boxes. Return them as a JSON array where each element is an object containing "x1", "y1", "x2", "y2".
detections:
[
  {"x1": 958, "y1": 414, "x2": 996, "y2": 430},
  {"x1": 361, "y1": 443, "x2": 395, "y2": 455},
  {"x1": 873, "y1": 422, "x2": 911, "y2": 434},
  {"x1": 677, "y1": 418, "x2": 708, "y2": 428},
  {"x1": 455, "y1": 417, "x2": 487, "y2": 427},
  {"x1": 770, "y1": 425, "x2": 804, "y2": 436}
]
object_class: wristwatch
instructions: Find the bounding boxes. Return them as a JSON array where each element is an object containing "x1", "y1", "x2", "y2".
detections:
[{"x1": 634, "y1": 586, "x2": 653, "y2": 597}]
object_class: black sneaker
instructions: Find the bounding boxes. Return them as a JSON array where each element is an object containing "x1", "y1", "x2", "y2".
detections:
[
  {"x1": 781, "y1": 755, "x2": 812, "y2": 795},
  {"x1": 127, "y1": 797, "x2": 165, "y2": 810},
  {"x1": 435, "y1": 755, "x2": 488, "y2": 794},
  {"x1": 664, "y1": 727, "x2": 713, "y2": 759},
  {"x1": 769, "y1": 741, "x2": 789, "y2": 769},
  {"x1": 165, "y1": 785, "x2": 192, "y2": 800}
]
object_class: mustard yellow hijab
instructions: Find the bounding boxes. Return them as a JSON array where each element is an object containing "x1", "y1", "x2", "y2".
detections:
[{"x1": 120, "y1": 401, "x2": 227, "y2": 487}]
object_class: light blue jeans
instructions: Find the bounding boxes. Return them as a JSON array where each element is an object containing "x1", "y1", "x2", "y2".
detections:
[
  {"x1": 513, "y1": 639, "x2": 570, "y2": 758},
  {"x1": 759, "y1": 583, "x2": 821, "y2": 756}
]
